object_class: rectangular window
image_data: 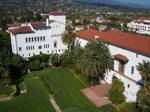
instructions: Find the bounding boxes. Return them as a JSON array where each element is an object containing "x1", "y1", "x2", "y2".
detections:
[
  {"x1": 29, "y1": 38, "x2": 31, "y2": 42},
  {"x1": 54, "y1": 41, "x2": 57, "y2": 48},
  {"x1": 32, "y1": 37, "x2": 34, "y2": 42},
  {"x1": 40, "y1": 36, "x2": 42, "y2": 41},
  {"x1": 25, "y1": 38, "x2": 28, "y2": 42},
  {"x1": 34, "y1": 37, "x2": 36, "y2": 42},
  {"x1": 131, "y1": 66, "x2": 134, "y2": 74},
  {"x1": 43, "y1": 36, "x2": 45, "y2": 41},
  {"x1": 19, "y1": 47, "x2": 22, "y2": 51},
  {"x1": 37, "y1": 37, "x2": 40, "y2": 41}
]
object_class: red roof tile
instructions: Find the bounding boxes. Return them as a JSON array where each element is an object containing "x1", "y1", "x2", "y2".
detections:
[
  {"x1": 114, "y1": 54, "x2": 129, "y2": 62},
  {"x1": 75, "y1": 29, "x2": 150, "y2": 57},
  {"x1": 9, "y1": 26, "x2": 33, "y2": 34},
  {"x1": 31, "y1": 22, "x2": 51, "y2": 29},
  {"x1": 134, "y1": 18, "x2": 150, "y2": 24},
  {"x1": 48, "y1": 11, "x2": 65, "y2": 15}
]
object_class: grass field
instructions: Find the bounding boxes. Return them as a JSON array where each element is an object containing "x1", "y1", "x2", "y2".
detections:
[
  {"x1": 99, "y1": 104, "x2": 118, "y2": 112},
  {"x1": 0, "y1": 68, "x2": 117, "y2": 112},
  {"x1": 40, "y1": 68, "x2": 99, "y2": 112},
  {"x1": 0, "y1": 74, "x2": 55, "y2": 112},
  {"x1": 0, "y1": 84, "x2": 13, "y2": 96}
]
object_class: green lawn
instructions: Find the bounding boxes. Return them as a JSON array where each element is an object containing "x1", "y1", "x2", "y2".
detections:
[
  {"x1": 0, "y1": 68, "x2": 117, "y2": 112},
  {"x1": 40, "y1": 68, "x2": 99, "y2": 112},
  {"x1": 0, "y1": 75, "x2": 55, "y2": 112},
  {"x1": 99, "y1": 104, "x2": 118, "y2": 112},
  {"x1": 0, "y1": 84, "x2": 13, "y2": 96}
]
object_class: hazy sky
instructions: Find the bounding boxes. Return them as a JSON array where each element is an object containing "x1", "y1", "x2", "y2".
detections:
[{"x1": 115, "y1": 0, "x2": 150, "y2": 5}]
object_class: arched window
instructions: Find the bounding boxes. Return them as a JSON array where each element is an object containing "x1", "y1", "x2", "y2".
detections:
[{"x1": 38, "y1": 45, "x2": 42, "y2": 49}]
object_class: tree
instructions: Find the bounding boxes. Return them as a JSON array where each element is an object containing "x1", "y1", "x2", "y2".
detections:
[
  {"x1": 137, "y1": 61, "x2": 150, "y2": 83},
  {"x1": 108, "y1": 79, "x2": 125, "y2": 104},
  {"x1": 79, "y1": 40, "x2": 113, "y2": 85},
  {"x1": 62, "y1": 26, "x2": 75, "y2": 51},
  {"x1": 137, "y1": 88, "x2": 150, "y2": 112},
  {"x1": 0, "y1": 32, "x2": 11, "y2": 48},
  {"x1": 136, "y1": 61, "x2": 150, "y2": 112},
  {"x1": 92, "y1": 21, "x2": 100, "y2": 30},
  {"x1": 0, "y1": 63, "x2": 12, "y2": 85},
  {"x1": 8, "y1": 54, "x2": 28, "y2": 84},
  {"x1": 60, "y1": 51, "x2": 74, "y2": 67},
  {"x1": 50, "y1": 53, "x2": 61, "y2": 67},
  {"x1": 28, "y1": 54, "x2": 50, "y2": 71}
]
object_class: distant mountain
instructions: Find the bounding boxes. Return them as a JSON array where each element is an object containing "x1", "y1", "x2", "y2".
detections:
[{"x1": 78, "y1": 0, "x2": 150, "y2": 9}]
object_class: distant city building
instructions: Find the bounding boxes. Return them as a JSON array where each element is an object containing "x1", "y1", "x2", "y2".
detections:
[
  {"x1": 8, "y1": 11, "x2": 67, "y2": 58},
  {"x1": 127, "y1": 18, "x2": 150, "y2": 35},
  {"x1": 75, "y1": 29, "x2": 150, "y2": 102}
]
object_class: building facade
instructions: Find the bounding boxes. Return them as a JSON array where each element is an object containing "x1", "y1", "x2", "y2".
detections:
[
  {"x1": 127, "y1": 18, "x2": 150, "y2": 35},
  {"x1": 75, "y1": 29, "x2": 150, "y2": 102},
  {"x1": 8, "y1": 11, "x2": 67, "y2": 58}
]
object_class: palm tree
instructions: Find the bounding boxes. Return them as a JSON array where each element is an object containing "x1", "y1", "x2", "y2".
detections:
[
  {"x1": 137, "y1": 61, "x2": 150, "y2": 112},
  {"x1": 62, "y1": 26, "x2": 75, "y2": 51},
  {"x1": 79, "y1": 40, "x2": 113, "y2": 85},
  {"x1": 137, "y1": 60, "x2": 150, "y2": 83},
  {"x1": 0, "y1": 63, "x2": 12, "y2": 85}
]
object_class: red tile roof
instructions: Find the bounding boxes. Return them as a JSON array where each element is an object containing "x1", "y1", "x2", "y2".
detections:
[
  {"x1": 134, "y1": 18, "x2": 150, "y2": 24},
  {"x1": 75, "y1": 29, "x2": 150, "y2": 57},
  {"x1": 9, "y1": 26, "x2": 33, "y2": 34},
  {"x1": 31, "y1": 22, "x2": 51, "y2": 29},
  {"x1": 114, "y1": 54, "x2": 129, "y2": 62},
  {"x1": 48, "y1": 11, "x2": 65, "y2": 15}
]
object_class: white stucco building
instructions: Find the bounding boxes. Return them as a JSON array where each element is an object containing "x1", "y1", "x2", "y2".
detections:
[
  {"x1": 8, "y1": 11, "x2": 67, "y2": 58},
  {"x1": 75, "y1": 29, "x2": 150, "y2": 102},
  {"x1": 127, "y1": 18, "x2": 150, "y2": 35}
]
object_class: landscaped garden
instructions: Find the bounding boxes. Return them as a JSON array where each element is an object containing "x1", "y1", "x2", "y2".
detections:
[
  {"x1": 0, "y1": 72, "x2": 55, "y2": 112},
  {"x1": 0, "y1": 68, "x2": 118, "y2": 112}
]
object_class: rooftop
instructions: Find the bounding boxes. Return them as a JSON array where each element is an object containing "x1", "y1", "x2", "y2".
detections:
[
  {"x1": 114, "y1": 54, "x2": 129, "y2": 63},
  {"x1": 31, "y1": 22, "x2": 51, "y2": 30},
  {"x1": 8, "y1": 26, "x2": 33, "y2": 34},
  {"x1": 48, "y1": 11, "x2": 65, "y2": 15},
  {"x1": 134, "y1": 18, "x2": 150, "y2": 24},
  {"x1": 75, "y1": 29, "x2": 150, "y2": 57}
]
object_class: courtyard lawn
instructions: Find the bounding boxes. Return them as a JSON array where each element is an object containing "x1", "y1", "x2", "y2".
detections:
[
  {"x1": 40, "y1": 68, "x2": 99, "y2": 112},
  {"x1": 0, "y1": 84, "x2": 13, "y2": 96},
  {"x1": 0, "y1": 76, "x2": 55, "y2": 112},
  {"x1": 0, "y1": 68, "x2": 115, "y2": 112},
  {"x1": 99, "y1": 104, "x2": 118, "y2": 112}
]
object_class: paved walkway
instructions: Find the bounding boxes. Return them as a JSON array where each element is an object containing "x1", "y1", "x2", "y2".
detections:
[
  {"x1": 49, "y1": 95, "x2": 62, "y2": 112},
  {"x1": 81, "y1": 84, "x2": 111, "y2": 107}
]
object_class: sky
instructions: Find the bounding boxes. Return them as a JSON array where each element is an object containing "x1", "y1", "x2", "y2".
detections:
[{"x1": 115, "y1": 0, "x2": 150, "y2": 5}]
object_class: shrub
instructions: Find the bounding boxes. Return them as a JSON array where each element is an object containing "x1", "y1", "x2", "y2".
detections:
[
  {"x1": 119, "y1": 102, "x2": 136, "y2": 112},
  {"x1": 28, "y1": 60, "x2": 42, "y2": 71},
  {"x1": 60, "y1": 51, "x2": 74, "y2": 67},
  {"x1": 51, "y1": 53, "x2": 61, "y2": 67},
  {"x1": 108, "y1": 79, "x2": 125, "y2": 104},
  {"x1": 28, "y1": 54, "x2": 50, "y2": 71}
]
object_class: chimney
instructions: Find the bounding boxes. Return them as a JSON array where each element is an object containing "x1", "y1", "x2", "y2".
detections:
[
  {"x1": 46, "y1": 18, "x2": 49, "y2": 26},
  {"x1": 94, "y1": 35, "x2": 99, "y2": 40}
]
